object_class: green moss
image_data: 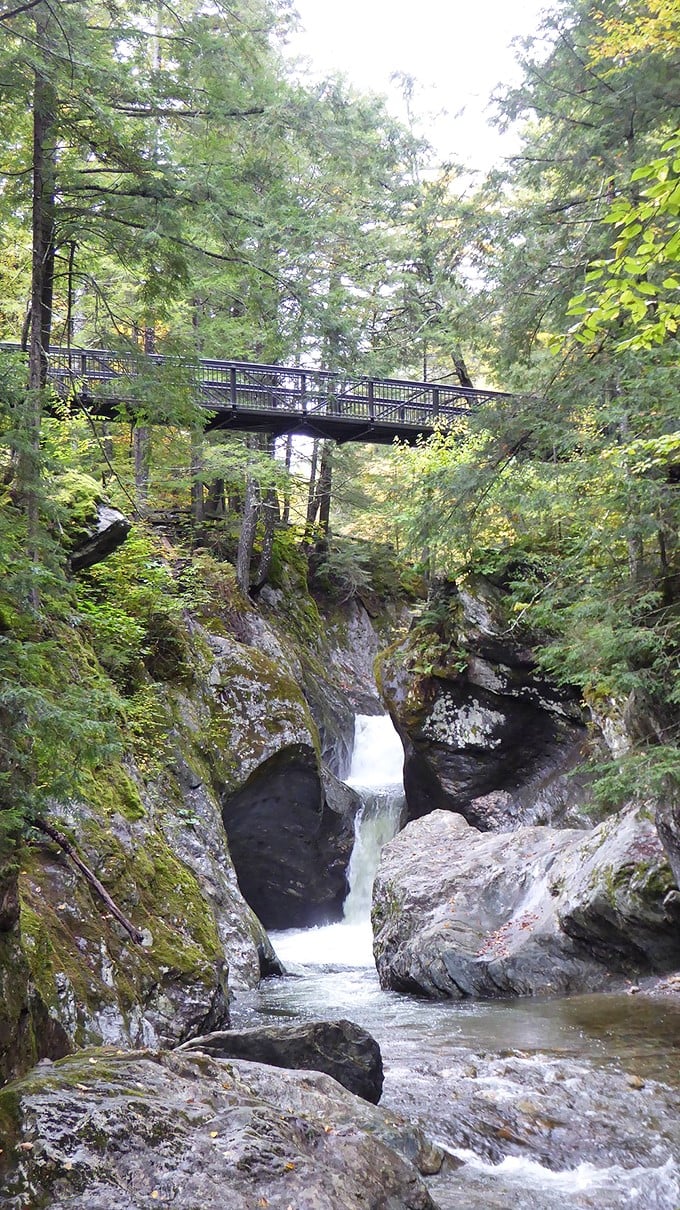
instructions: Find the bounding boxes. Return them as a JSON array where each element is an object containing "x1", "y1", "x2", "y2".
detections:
[
  {"x1": 630, "y1": 859, "x2": 675, "y2": 900},
  {"x1": 80, "y1": 764, "x2": 145, "y2": 822},
  {"x1": 0, "y1": 1088, "x2": 20, "y2": 1177},
  {"x1": 51, "y1": 471, "x2": 103, "y2": 547},
  {"x1": 17, "y1": 796, "x2": 223, "y2": 1046}
]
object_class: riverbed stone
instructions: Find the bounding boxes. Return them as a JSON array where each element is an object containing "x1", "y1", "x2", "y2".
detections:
[
  {"x1": 0, "y1": 1048, "x2": 437, "y2": 1209},
  {"x1": 178, "y1": 1017, "x2": 384, "y2": 1103},
  {"x1": 372, "y1": 806, "x2": 680, "y2": 999}
]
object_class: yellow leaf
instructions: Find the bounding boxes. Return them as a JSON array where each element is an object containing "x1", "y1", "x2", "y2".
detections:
[
  {"x1": 283, "y1": 1161, "x2": 295, "y2": 1171},
  {"x1": 209, "y1": 1131, "x2": 219, "y2": 1138},
  {"x1": 151, "y1": 1193, "x2": 160, "y2": 1201}
]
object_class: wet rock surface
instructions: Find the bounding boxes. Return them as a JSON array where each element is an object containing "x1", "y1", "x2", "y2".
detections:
[
  {"x1": 383, "y1": 1036, "x2": 680, "y2": 1178},
  {"x1": 0, "y1": 1049, "x2": 437, "y2": 1210},
  {"x1": 178, "y1": 1017, "x2": 384, "y2": 1103},
  {"x1": 372, "y1": 807, "x2": 680, "y2": 999}
]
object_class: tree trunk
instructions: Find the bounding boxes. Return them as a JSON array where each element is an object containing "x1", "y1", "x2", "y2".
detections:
[
  {"x1": 301, "y1": 438, "x2": 319, "y2": 542},
  {"x1": 22, "y1": 5, "x2": 57, "y2": 610},
  {"x1": 282, "y1": 434, "x2": 293, "y2": 524},
  {"x1": 236, "y1": 471, "x2": 259, "y2": 594},
  {"x1": 133, "y1": 326, "x2": 155, "y2": 513},
  {"x1": 451, "y1": 350, "x2": 474, "y2": 389},
  {"x1": 133, "y1": 426, "x2": 151, "y2": 513},
  {"x1": 206, "y1": 478, "x2": 226, "y2": 517},
  {"x1": 190, "y1": 429, "x2": 205, "y2": 523},
  {"x1": 315, "y1": 440, "x2": 333, "y2": 542},
  {"x1": 255, "y1": 488, "x2": 279, "y2": 588}
]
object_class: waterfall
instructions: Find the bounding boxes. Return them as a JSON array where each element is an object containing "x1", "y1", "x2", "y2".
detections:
[
  {"x1": 342, "y1": 715, "x2": 405, "y2": 926},
  {"x1": 269, "y1": 713, "x2": 405, "y2": 970}
]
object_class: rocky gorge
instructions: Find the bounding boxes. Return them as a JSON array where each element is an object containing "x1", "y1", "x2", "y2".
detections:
[{"x1": 1, "y1": 511, "x2": 679, "y2": 1209}]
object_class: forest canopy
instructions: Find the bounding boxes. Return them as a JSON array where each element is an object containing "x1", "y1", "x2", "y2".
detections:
[{"x1": 0, "y1": 0, "x2": 678, "y2": 844}]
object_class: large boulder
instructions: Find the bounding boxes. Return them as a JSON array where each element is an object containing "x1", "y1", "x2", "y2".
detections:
[
  {"x1": 178, "y1": 1017, "x2": 384, "y2": 1103},
  {"x1": 372, "y1": 807, "x2": 680, "y2": 1000},
  {"x1": 380, "y1": 578, "x2": 592, "y2": 831},
  {"x1": 0, "y1": 1049, "x2": 438, "y2": 1209}
]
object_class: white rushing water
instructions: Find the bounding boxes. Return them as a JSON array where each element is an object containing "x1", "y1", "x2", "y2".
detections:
[{"x1": 270, "y1": 713, "x2": 404, "y2": 969}]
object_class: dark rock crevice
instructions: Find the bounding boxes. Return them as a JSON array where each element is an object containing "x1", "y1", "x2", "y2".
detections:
[{"x1": 220, "y1": 743, "x2": 357, "y2": 929}]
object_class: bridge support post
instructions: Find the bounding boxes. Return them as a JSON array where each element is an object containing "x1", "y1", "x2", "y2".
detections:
[
  {"x1": 368, "y1": 379, "x2": 374, "y2": 421},
  {"x1": 230, "y1": 367, "x2": 237, "y2": 408}
]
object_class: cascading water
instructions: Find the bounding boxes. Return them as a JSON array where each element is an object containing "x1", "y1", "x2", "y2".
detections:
[
  {"x1": 342, "y1": 714, "x2": 405, "y2": 926},
  {"x1": 268, "y1": 713, "x2": 405, "y2": 971}
]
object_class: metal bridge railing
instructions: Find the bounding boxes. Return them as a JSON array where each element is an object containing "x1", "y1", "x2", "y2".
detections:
[{"x1": 0, "y1": 344, "x2": 510, "y2": 433}]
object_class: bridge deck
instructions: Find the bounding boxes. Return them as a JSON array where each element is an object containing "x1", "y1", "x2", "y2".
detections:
[{"x1": 2, "y1": 345, "x2": 510, "y2": 444}]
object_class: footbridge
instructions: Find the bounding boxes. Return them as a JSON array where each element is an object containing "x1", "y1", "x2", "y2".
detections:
[{"x1": 3, "y1": 344, "x2": 510, "y2": 444}]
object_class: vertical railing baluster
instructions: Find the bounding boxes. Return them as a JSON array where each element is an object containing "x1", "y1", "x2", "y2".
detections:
[
  {"x1": 230, "y1": 366, "x2": 237, "y2": 408},
  {"x1": 368, "y1": 379, "x2": 374, "y2": 421}
]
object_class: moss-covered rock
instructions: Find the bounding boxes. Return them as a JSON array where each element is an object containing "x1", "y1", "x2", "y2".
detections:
[{"x1": 51, "y1": 470, "x2": 131, "y2": 571}]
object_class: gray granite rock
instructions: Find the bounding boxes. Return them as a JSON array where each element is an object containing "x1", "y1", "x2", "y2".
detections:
[
  {"x1": 0, "y1": 1049, "x2": 438, "y2": 1209},
  {"x1": 372, "y1": 806, "x2": 679, "y2": 999},
  {"x1": 178, "y1": 1017, "x2": 384, "y2": 1103}
]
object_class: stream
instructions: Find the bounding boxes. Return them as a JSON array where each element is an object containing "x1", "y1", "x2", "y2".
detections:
[{"x1": 232, "y1": 716, "x2": 680, "y2": 1209}]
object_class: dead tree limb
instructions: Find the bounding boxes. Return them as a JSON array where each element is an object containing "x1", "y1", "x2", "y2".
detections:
[{"x1": 33, "y1": 818, "x2": 145, "y2": 945}]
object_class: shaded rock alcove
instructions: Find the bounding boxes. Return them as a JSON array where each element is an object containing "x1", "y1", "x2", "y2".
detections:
[{"x1": 220, "y1": 743, "x2": 357, "y2": 929}]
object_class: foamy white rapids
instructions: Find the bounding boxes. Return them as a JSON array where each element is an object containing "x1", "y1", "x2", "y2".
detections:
[
  {"x1": 346, "y1": 713, "x2": 404, "y2": 790},
  {"x1": 269, "y1": 920, "x2": 375, "y2": 970},
  {"x1": 449, "y1": 1150, "x2": 680, "y2": 1206}
]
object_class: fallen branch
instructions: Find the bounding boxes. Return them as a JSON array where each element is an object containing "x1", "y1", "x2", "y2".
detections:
[{"x1": 33, "y1": 818, "x2": 144, "y2": 946}]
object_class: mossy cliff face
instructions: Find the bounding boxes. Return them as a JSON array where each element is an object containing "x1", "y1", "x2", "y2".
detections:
[
  {"x1": 2, "y1": 539, "x2": 373, "y2": 1079},
  {"x1": 17, "y1": 782, "x2": 230, "y2": 1055}
]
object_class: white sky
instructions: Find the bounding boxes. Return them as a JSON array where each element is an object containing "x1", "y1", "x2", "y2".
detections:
[{"x1": 286, "y1": 0, "x2": 548, "y2": 174}]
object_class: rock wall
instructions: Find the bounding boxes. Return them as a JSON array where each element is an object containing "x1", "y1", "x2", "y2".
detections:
[{"x1": 380, "y1": 577, "x2": 594, "y2": 830}]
